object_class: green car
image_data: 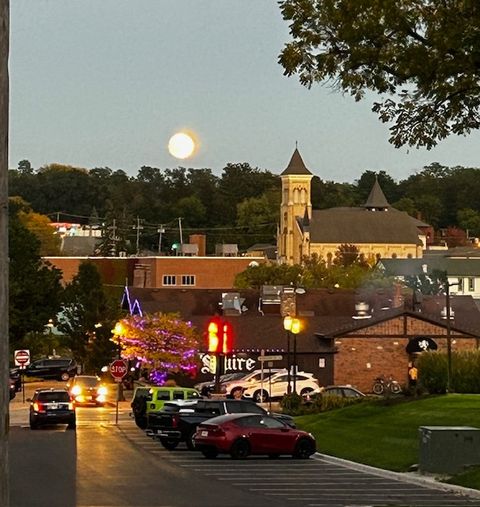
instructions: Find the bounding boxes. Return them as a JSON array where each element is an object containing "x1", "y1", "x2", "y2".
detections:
[{"x1": 131, "y1": 385, "x2": 201, "y2": 429}]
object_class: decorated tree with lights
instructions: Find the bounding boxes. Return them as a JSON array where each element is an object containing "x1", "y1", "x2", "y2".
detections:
[{"x1": 112, "y1": 312, "x2": 200, "y2": 384}]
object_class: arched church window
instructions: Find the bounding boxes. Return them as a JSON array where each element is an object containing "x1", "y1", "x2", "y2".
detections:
[{"x1": 293, "y1": 187, "x2": 299, "y2": 203}]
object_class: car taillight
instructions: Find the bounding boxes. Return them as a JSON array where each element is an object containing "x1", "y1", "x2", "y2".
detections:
[
  {"x1": 33, "y1": 402, "x2": 45, "y2": 412},
  {"x1": 172, "y1": 414, "x2": 179, "y2": 428},
  {"x1": 208, "y1": 425, "x2": 225, "y2": 437},
  {"x1": 68, "y1": 402, "x2": 74, "y2": 410}
]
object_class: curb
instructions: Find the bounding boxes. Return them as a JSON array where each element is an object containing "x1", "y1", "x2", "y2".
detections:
[{"x1": 314, "y1": 452, "x2": 480, "y2": 499}]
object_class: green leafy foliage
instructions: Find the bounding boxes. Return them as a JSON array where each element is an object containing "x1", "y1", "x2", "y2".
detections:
[
  {"x1": 111, "y1": 312, "x2": 201, "y2": 381},
  {"x1": 58, "y1": 262, "x2": 120, "y2": 371},
  {"x1": 8, "y1": 202, "x2": 63, "y2": 348},
  {"x1": 418, "y1": 350, "x2": 480, "y2": 394},
  {"x1": 278, "y1": 0, "x2": 480, "y2": 149}
]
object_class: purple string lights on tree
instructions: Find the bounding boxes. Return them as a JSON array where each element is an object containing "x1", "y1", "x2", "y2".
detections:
[{"x1": 112, "y1": 312, "x2": 201, "y2": 385}]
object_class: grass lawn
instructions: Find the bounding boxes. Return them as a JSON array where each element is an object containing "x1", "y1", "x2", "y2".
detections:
[{"x1": 294, "y1": 394, "x2": 480, "y2": 488}]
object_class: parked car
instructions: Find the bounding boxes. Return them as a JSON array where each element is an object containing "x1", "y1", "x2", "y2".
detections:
[
  {"x1": 195, "y1": 372, "x2": 247, "y2": 397},
  {"x1": 242, "y1": 371, "x2": 320, "y2": 402},
  {"x1": 9, "y1": 369, "x2": 21, "y2": 391},
  {"x1": 220, "y1": 368, "x2": 284, "y2": 397},
  {"x1": 9, "y1": 378, "x2": 16, "y2": 400},
  {"x1": 130, "y1": 385, "x2": 201, "y2": 429},
  {"x1": 22, "y1": 358, "x2": 78, "y2": 381},
  {"x1": 67, "y1": 375, "x2": 109, "y2": 406},
  {"x1": 148, "y1": 398, "x2": 296, "y2": 450},
  {"x1": 194, "y1": 413, "x2": 316, "y2": 459},
  {"x1": 303, "y1": 385, "x2": 365, "y2": 403},
  {"x1": 28, "y1": 388, "x2": 76, "y2": 430}
]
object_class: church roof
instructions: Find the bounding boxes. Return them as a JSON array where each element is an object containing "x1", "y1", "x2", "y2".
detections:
[
  {"x1": 307, "y1": 208, "x2": 423, "y2": 245},
  {"x1": 364, "y1": 178, "x2": 390, "y2": 209},
  {"x1": 281, "y1": 148, "x2": 312, "y2": 176}
]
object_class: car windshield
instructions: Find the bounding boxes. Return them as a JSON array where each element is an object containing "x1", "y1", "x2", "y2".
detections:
[
  {"x1": 74, "y1": 377, "x2": 99, "y2": 387},
  {"x1": 37, "y1": 391, "x2": 71, "y2": 402}
]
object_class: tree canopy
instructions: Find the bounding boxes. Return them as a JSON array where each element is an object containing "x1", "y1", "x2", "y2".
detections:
[
  {"x1": 278, "y1": 0, "x2": 480, "y2": 149},
  {"x1": 111, "y1": 312, "x2": 200, "y2": 384}
]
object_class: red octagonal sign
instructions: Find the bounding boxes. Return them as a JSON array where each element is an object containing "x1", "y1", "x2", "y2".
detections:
[{"x1": 109, "y1": 359, "x2": 128, "y2": 382}]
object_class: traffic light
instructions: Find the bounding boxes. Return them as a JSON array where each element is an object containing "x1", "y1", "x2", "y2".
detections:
[
  {"x1": 221, "y1": 320, "x2": 233, "y2": 354},
  {"x1": 207, "y1": 318, "x2": 220, "y2": 353},
  {"x1": 207, "y1": 317, "x2": 233, "y2": 354}
]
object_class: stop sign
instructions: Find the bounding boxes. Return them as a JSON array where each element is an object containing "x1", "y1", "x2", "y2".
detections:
[
  {"x1": 109, "y1": 359, "x2": 128, "y2": 382},
  {"x1": 14, "y1": 349, "x2": 30, "y2": 367}
]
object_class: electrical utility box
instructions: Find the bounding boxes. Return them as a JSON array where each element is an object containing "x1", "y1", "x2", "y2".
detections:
[{"x1": 419, "y1": 426, "x2": 480, "y2": 474}]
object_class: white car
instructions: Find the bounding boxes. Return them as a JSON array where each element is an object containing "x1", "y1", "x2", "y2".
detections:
[
  {"x1": 242, "y1": 371, "x2": 320, "y2": 402},
  {"x1": 220, "y1": 368, "x2": 284, "y2": 397}
]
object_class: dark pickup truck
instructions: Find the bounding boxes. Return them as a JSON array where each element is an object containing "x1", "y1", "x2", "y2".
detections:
[{"x1": 147, "y1": 398, "x2": 295, "y2": 450}]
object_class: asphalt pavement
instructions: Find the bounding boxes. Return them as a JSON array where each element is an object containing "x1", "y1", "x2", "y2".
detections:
[{"x1": 10, "y1": 382, "x2": 480, "y2": 507}]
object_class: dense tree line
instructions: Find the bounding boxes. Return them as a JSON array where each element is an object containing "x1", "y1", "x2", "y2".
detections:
[{"x1": 9, "y1": 160, "x2": 480, "y2": 254}]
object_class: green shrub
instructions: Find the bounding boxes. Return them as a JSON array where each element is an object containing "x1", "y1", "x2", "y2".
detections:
[
  {"x1": 281, "y1": 392, "x2": 365, "y2": 415},
  {"x1": 417, "y1": 350, "x2": 480, "y2": 394}
]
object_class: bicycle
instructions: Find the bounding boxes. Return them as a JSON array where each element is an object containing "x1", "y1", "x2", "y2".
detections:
[{"x1": 372, "y1": 375, "x2": 402, "y2": 395}]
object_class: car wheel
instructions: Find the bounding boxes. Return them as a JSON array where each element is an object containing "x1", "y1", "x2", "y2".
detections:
[
  {"x1": 29, "y1": 421, "x2": 39, "y2": 430},
  {"x1": 67, "y1": 420, "x2": 76, "y2": 430},
  {"x1": 253, "y1": 390, "x2": 268, "y2": 403},
  {"x1": 60, "y1": 372, "x2": 70, "y2": 381},
  {"x1": 134, "y1": 416, "x2": 148, "y2": 430},
  {"x1": 186, "y1": 430, "x2": 196, "y2": 451},
  {"x1": 202, "y1": 448, "x2": 218, "y2": 459},
  {"x1": 300, "y1": 387, "x2": 314, "y2": 397},
  {"x1": 230, "y1": 438, "x2": 250, "y2": 460},
  {"x1": 159, "y1": 437, "x2": 179, "y2": 450},
  {"x1": 293, "y1": 438, "x2": 315, "y2": 459}
]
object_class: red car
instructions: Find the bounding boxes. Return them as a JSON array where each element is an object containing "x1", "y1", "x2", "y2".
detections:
[{"x1": 194, "y1": 413, "x2": 316, "y2": 459}]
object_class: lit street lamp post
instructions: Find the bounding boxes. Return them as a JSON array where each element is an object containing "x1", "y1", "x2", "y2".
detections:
[
  {"x1": 283, "y1": 316, "x2": 301, "y2": 395},
  {"x1": 440, "y1": 272, "x2": 460, "y2": 394}
]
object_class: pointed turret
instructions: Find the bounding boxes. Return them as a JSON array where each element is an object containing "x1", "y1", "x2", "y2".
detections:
[
  {"x1": 364, "y1": 177, "x2": 389, "y2": 211},
  {"x1": 281, "y1": 148, "x2": 312, "y2": 176},
  {"x1": 303, "y1": 206, "x2": 310, "y2": 228}
]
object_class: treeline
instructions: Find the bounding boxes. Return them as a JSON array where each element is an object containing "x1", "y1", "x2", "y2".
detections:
[{"x1": 9, "y1": 159, "x2": 480, "y2": 254}]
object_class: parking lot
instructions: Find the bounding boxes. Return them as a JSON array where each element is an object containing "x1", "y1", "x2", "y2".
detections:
[{"x1": 121, "y1": 424, "x2": 480, "y2": 507}]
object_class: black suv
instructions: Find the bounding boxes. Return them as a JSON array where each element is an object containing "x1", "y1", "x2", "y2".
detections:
[
  {"x1": 23, "y1": 358, "x2": 77, "y2": 381},
  {"x1": 29, "y1": 388, "x2": 76, "y2": 429}
]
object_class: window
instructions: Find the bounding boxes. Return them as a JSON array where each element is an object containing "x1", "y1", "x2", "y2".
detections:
[
  {"x1": 173, "y1": 391, "x2": 185, "y2": 400},
  {"x1": 261, "y1": 416, "x2": 285, "y2": 429},
  {"x1": 457, "y1": 278, "x2": 463, "y2": 292},
  {"x1": 163, "y1": 275, "x2": 176, "y2": 286},
  {"x1": 181, "y1": 275, "x2": 195, "y2": 286},
  {"x1": 469, "y1": 278, "x2": 475, "y2": 292}
]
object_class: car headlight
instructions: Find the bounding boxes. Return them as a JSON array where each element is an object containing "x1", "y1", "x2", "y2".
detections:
[
  {"x1": 71, "y1": 385, "x2": 82, "y2": 396},
  {"x1": 97, "y1": 386, "x2": 108, "y2": 396}
]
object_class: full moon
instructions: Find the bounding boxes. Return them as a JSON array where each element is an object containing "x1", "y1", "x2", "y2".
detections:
[{"x1": 168, "y1": 132, "x2": 195, "y2": 159}]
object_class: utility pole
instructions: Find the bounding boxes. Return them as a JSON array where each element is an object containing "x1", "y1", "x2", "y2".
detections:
[
  {"x1": 178, "y1": 217, "x2": 183, "y2": 246},
  {"x1": 157, "y1": 224, "x2": 165, "y2": 254},
  {"x1": 0, "y1": 2, "x2": 9, "y2": 506},
  {"x1": 132, "y1": 217, "x2": 143, "y2": 256}
]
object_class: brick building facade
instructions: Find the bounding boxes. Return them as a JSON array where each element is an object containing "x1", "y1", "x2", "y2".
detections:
[{"x1": 123, "y1": 286, "x2": 480, "y2": 393}]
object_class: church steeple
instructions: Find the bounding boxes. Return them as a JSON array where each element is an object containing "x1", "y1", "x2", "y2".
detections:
[
  {"x1": 278, "y1": 147, "x2": 313, "y2": 264},
  {"x1": 364, "y1": 177, "x2": 389, "y2": 211},
  {"x1": 281, "y1": 148, "x2": 312, "y2": 176}
]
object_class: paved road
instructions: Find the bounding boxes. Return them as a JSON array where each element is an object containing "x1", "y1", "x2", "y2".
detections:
[{"x1": 8, "y1": 382, "x2": 480, "y2": 507}]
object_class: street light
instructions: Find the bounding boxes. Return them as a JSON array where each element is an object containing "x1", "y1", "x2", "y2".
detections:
[
  {"x1": 283, "y1": 316, "x2": 301, "y2": 394},
  {"x1": 441, "y1": 278, "x2": 458, "y2": 393}
]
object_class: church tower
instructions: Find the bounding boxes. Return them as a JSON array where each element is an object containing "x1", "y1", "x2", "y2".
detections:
[{"x1": 277, "y1": 148, "x2": 313, "y2": 264}]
